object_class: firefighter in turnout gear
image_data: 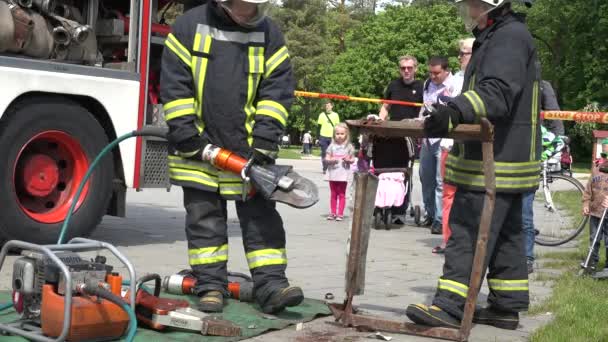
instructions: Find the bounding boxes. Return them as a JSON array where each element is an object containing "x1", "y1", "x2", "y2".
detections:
[
  {"x1": 160, "y1": 0, "x2": 304, "y2": 314},
  {"x1": 406, "y1": 0, "x2": 540, "y2": 330}
]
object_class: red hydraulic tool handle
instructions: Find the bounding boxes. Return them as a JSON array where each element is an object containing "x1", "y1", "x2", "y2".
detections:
[
  {"x1": 202, "y1": 145, "x2": 249, "y2": 175},
  {"x1": 295, "y1": 90, "x2": 424, "y2": 108}
]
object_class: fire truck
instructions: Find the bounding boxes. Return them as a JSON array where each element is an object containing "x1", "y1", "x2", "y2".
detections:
[{"x1": 0, "y1": 0, "x2": 177, "y2": 243}]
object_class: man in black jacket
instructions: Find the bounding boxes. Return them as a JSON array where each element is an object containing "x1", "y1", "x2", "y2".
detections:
[
  {"x1": 160, "y1": 0, "x2": 303, "y2": 314},
  {"x1": 406, "y1": 0, "x2": 540, "y2": 330}
]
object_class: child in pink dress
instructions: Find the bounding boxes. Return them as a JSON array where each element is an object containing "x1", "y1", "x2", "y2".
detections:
[{"x1": 326, "y1": 123, "x2": 354, "y2": 221}]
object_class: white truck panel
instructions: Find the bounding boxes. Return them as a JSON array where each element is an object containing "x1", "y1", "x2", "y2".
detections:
[{"x1": 0, "y1": 64, "x2": 141, "y2": 188}]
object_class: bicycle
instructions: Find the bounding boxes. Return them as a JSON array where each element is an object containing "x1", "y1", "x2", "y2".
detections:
[{"x1": 534, "y1": 159, "x2": 588, "y2": 246}]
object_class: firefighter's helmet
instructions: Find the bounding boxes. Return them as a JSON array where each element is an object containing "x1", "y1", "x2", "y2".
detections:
[{"x1": 216, "y1": 0, "x2": 269, "y2": 28}]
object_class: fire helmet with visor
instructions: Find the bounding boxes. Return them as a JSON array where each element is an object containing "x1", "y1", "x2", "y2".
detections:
[
  {"x1": 215, "y1": 0, "x2": 270, "y2": 28},
  {"x1": 455, "y1": 0, "x2": 534, "y2": 32}
]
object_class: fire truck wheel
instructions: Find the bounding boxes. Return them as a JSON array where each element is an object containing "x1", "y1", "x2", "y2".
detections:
[{"x1": 0, "y1": 97, "x2": 113, "y2": 244}]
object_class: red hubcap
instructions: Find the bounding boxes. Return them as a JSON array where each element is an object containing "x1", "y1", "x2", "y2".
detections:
[
  {"x1": 21, "y1": 154, "x2": 59, "y2": 197},
  {"x1": 13, "y1": 131, "x2": 90, "y2": 224}
]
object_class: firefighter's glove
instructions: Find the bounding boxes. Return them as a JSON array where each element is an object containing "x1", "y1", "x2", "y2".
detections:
[
  {"x1": 251, "y1": 137, "x2": 279, "y2": 164},
  {"x1": 175, "y1": 135, "x2": 209, "y2": 160},
  {"x1": 423, "y1": 104, "x2": 462, "y2": 138}
]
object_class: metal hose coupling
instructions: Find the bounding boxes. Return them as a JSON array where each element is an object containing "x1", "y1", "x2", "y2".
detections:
[{"x1": 52, "y1": 26, "x2": 70, "y2": 46}]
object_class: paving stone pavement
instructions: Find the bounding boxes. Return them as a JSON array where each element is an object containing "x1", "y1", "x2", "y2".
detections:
[{"x1": 0, "y1": 159, "x2": 566, "y2": 341}]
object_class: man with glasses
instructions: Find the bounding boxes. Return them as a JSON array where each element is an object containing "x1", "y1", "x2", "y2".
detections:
[
  {"x1": 375, "y1": 55, "x2": 423, "y2": 224},
  {"x1": 419, "y1": 56, "x2": 458, "y2": 234}
]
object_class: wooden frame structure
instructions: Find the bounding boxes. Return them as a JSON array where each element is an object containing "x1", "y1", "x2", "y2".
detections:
[{"x1": 329, "y1": 118, "x2": 495, "y2": 342}]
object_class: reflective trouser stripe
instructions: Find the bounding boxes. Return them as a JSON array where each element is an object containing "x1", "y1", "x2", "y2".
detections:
[
  {"x1": 165, "y1": 33, "x2": 192, "y2": 66},
  {"x1": 530, "y1": 81, "x2": 539, "y2": 161},
  {"x1": 488, "y1": 279, "x2": 529, "y2": 291},
  {"x1": 265, "y1": 46, "x2": 289, "y2": 78},
  {"x1": 246, "y1": 248, "x2": 287, "y2": 269},
  {"x1": 438, "y1": 278, "x2": 468, "y2": 298},
  {"x1": 256, "y1": 100, "x2": 288, "y2": 127},
  {"x1": 189, "y1": 244, "x2": 228, "y2": 265},
  {"x1": 462, "y1": 90, "x2": 487, "y2": 122}
]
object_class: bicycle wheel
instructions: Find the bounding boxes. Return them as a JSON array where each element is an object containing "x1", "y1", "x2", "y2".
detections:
[{"x1": 534, "y1": 174, "x2": 588, "y2": 246}]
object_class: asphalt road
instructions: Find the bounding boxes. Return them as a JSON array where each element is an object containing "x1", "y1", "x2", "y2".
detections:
[{"x1": 0, "y1": 158, "x2": 566, "y2": 341}]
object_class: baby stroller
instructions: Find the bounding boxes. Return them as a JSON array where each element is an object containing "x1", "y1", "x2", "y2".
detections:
[{"x1": 361, "y1": 135, "x2": 421, "y2": 230}]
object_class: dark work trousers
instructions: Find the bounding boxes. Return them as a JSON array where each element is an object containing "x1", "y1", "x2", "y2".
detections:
[
  {"x1": 588, "y1": 215, "x2": 608, "y2": 266},
  {"x1": 372, "y1": 137, "x2": 412, "y2": 215},
  {"x1": 183, "y1": 187, "x2": 289, "y2": 305},
  {"x1": 433, "y1": 190, "x2": 529, "y2": 319},
  {"x1": 319, "y1": 136, "x2": 332, "y2": 172}
]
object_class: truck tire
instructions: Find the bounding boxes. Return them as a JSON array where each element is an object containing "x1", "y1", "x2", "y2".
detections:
[{"x1": 0, "y1": 97, "x2": 113, "y2": 244}]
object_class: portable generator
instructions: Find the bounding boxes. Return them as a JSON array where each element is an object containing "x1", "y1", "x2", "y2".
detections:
[{"x1": 0, "y1": 238, "x2": 137, "y2": 342}]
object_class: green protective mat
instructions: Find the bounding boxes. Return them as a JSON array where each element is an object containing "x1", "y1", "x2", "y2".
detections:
[{"x1": 0, "y1": 291, "x2": 331, "y2": 341}]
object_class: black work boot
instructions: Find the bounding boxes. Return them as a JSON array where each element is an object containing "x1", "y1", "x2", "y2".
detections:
[
  {"x1": 405, "y1": 304, "x2": 460, "y2": 328},
  {"x1": 197, "y1": 290, "x2": 224, "y2": 313},
  {"x1": 261, "y1": 286, "x2": 304, "y2": 314},
  {"x1": 473, "y1": 306, "x2": 519, "y2": 330}
]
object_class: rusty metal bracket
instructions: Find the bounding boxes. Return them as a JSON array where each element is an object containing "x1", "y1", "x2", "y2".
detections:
[{"x1": 331, "y1": 119, "x2": 495, "y2": 342}]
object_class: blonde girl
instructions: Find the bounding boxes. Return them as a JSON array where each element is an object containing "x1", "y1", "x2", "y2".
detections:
[{"x1": 325, "y1": 123, "x2": 355, "y2": 221}]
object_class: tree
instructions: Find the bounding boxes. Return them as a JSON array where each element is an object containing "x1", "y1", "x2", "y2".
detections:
[
  {"x1": 527, "y1": 0, "x2": 608, "y2": 110},
  {"x1": 273, "y1": 0, "x2": 336, "y2": 136},
  {"x1": 322, "y1": 4, "x2": 467, "y2": 118}
]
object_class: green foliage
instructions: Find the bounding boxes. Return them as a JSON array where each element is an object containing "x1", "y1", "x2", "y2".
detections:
[
  {"x1": 527, "y1": 0, "x2": 608, "y2": 110},
  {"x1": 322, "y1": 4, "x2": 467, "y2": 119}
]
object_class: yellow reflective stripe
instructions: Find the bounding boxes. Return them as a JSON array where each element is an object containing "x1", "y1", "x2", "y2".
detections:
[
  {"x1": 164, "y1": 98, "x2": 195, "y2": 111},
  {"x1": 164, "y1": 98, "x2": 197, "y2": 121},
  {"x1": 189, "y1": 245, "x2": 228, "y2": 265},
  {"x1": 530, "y1": 81, "x2": 539, "y2": 161},
  {"x1": 446, "y1": 155, "x2": 540, "y2": 174},
  {"x1": 191, "y1": 33, "x2": 212, "y2": 119},
  {"x1": 176, "y1": 149, "x2": 200, "y2": 158},
  {"x1": 265, "y1": 46, "x2": 289, "y2": 78},
  {"x1": 468, "y1": 74, "x2": 476, "y2": 91},
  {"x1": 169, "y1": 169, "x2": 218, "y2": 187},
  {"x1": 438, "y1": 278, "x2": 468, "y2": 298},
  {"x1": 168, "y1": 155, "x2": 218, "y2": 175},
  {"x1": 246, "y1": 248, "x2": 287, "y2": 269},
  {"x1": 219, "y1": 171, "x2": 242, "y2": 183},
  {"x1": 445, "y1": 168, "x2": 539, "y2": 188},
  {"x1": 219, "y1": 185, "x2": 243, "y2": 196},
  {"x1": 256, "y1": 100, "x2": 288, "y2": 126},
  {"x1": 165, "y1": 33, "x2": 192, "y2": 66},
  {"x1": 463, "y1": 90, "x2": 486, "y2": 121},
  {"x1": 488, "y1": 279, "x2": 529, "y2": 291},
  {"x1": 245, "y1": 46, "x2": 264, "y2": 145}
]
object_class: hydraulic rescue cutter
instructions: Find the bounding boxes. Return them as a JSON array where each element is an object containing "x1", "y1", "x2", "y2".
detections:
[{"x1": 201, "y1": 143, "x2": 318, "y2": 209}]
